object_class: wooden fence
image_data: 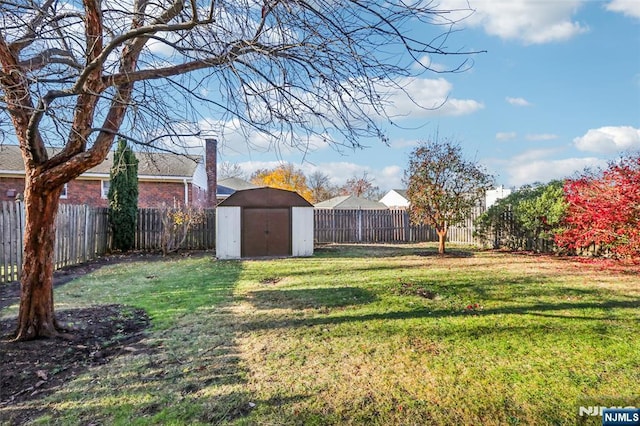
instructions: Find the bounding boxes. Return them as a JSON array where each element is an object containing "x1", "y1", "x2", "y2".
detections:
[
  {"x1": 136, "y1": 208, "x2": 216, "y2": 251},
  {"x1": 2, "y1": 204, "x2": 483, "y2": 284},
  {"x1": 1, "y1": 202, "x2": 110, "y2": 283},
  {"x1": 1, "y1": 202, "x2": 24, "y2": 284},
  {"x1": 1, "y1": 203, "x2": 216, "y2": 283},
  {"x1": 314, "y1": 208, "x2": 482, "y2": 245}
]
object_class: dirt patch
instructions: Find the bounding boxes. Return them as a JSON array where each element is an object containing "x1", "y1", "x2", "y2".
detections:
[
  {"x1": 0, "y1": 304, "x2": 150, "y2": 424},
  {"x1": 0, "y1": 252, "x2": 178, "y2": 424}
]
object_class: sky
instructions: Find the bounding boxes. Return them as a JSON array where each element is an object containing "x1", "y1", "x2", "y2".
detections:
[{"x1": 211, "y1": 0, "x2": 640, "y2": 192}]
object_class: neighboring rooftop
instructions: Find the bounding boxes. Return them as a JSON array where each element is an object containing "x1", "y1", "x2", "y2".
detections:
[
  {"x1": 315, "y1": 195, "x2": 388, "y2": 210},
  {"x1": 0, "y1": 145, "x2": 201, "y2": 178},
  {"x1": 217, "y1": 177, "x2": 259, "y2": 191},
  {"x1": 390, "y1": 189, "x2": 407, "y2": 198}
]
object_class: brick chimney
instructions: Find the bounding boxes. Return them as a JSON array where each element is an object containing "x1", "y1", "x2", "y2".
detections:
[{"x1": 205, "y1": 138, "x2": 217, "y2": 207}]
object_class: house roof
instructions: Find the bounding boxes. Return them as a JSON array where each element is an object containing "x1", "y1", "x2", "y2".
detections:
[
  {"x1": 216, "y1": 185, "x2": 237, "y2": 197},
  {"x1": 314, "y1": 195, "x2": 389, "y2": 210},
  {"x1": 0, "y1": 145, "x2": 201, "y2": 178},
  {"x1": 391, "y1": 189, "x2": 407, "y2": 199},
  {"x1": 217, "y1": 177, "x2": 258, "y2": 191}
]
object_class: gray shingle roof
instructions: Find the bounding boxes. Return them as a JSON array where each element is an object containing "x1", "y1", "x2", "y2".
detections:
[
  {"x1": 217, "y1": 177, "x2": 259, "y2": 191},
  {"x1": 393, "y1": 189, "x2": 408, "y2": 199},
  {"x1": 314, "y1": 195, "x2": 388, "y2": 210},
  {"x1": 0, "y1": 145, "x2": 200, "y2": 178}
]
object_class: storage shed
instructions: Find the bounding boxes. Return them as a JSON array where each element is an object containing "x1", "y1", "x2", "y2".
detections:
[{"x1": 216, "y1": 187, "x2": 314, "y2": 259}]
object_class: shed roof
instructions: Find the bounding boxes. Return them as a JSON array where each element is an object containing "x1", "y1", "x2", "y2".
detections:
[
  {"x1": 0, "y1": 145, "x2": 200, "y2": 178},
  {"x1": 217, "y1": 187, "x2": 313, "y2": 208},
  {"x1": 314, "y1": 195, "x2": 388, "y2": 210}
]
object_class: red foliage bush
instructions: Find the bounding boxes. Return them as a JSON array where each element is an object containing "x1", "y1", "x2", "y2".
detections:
[{"x1": 556, "y1": 155, "x2": 640, "y2": 259}]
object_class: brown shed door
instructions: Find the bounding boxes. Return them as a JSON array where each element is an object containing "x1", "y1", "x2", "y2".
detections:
[{"x1": 242, "y1": 208, "x2": 291, "y2": 257}]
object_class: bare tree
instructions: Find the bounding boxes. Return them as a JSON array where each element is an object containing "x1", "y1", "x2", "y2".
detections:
[
  {"x1": 218, "y1": 161, "x2": 247, "y2": 180},
  {"x1": 1, "y1": 0, "x2": 473, "y2": 340},
  {"x1": 406, "y1": 136, "x2": 494, "y2": 254},
  {"x1": 307, "y1": 170, "x2": 336, "y2": 203},
  {"x1": 341, "y1": 172, "x2": 381, "y2": 200}
]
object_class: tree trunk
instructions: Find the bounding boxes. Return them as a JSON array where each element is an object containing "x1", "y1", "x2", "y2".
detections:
[
  {"x1": 437, "y1": 228, "x2": 447, "y2": 255},
  {"x1": 13, "y1": 178, "x2": 63, "y2": 341}
]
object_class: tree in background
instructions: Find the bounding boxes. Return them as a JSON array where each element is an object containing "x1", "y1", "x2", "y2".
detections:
[
  {"x1": 308, "y1": 171, "x2": 337, "y2": 203},
  {"x1": 406, "y1": 137, "x2": 493, "y2": 254},
  {"x1": 251, "y1": 164, "x2": 313, "y2": 202},
  {"x1": 475, "y1": 181, "x2": 567, "y2": 251},
  {"x1": 340, "y1": 172, "x2": 381, "y2": 200},
  {"x1": 1, "y1": 0, "x2": 474, "y2": 340},
  {"x1": 218, "y1": 162, "x2": 247, "y2": 180},
  {"x1": 556, "y1": 154, "x2": 640, "y2": 258},
  {"x1": 108, "y1": 139, "x2": 139, "y2": 252}
]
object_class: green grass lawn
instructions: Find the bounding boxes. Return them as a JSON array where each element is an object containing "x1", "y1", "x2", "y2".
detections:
[{"x1": 1, "y1": 244, "x2": 639, "y2": 425}]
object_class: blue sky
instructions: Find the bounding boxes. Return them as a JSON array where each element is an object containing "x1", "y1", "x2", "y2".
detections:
[{"x1": 212, "y1": 0, "x2": 640, "y2": 192}]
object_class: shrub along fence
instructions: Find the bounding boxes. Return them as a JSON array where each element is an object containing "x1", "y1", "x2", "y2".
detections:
[
  {"x1": 136, "y1": 207, "x2": 216, "y2": 252},
  {"x1": 2, "y1": 204, "x2": 482, "y2": 283}
]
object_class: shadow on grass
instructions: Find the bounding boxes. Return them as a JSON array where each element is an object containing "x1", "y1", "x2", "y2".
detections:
[
  {"x1": 0, "y1": 258, "x2": 263, "y2": 426},
  {"x1": 314, "y1": 243, "x2": 476, "y2": 259},
  {"x1": 247, "y1": 287, "x2": 377, "y2": 310},
  {"x1": 242, "y1": 298, "x2": 639, "y2": 332}
]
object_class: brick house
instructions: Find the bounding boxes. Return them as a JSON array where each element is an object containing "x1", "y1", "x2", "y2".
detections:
[{"x1": 0, "y1": 142, "x2": 218, "y2": 208}]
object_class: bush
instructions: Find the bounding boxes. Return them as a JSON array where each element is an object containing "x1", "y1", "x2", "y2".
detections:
[
  {"x1": 108, "y1": 139, "x2": 139, "y2": 251},
  {"x1": 556, "y1": 154, "x2": 640, "y2": 259},
  {"x1": 160, "y1": 204, "x2": 205, "y2": 255},
  {"x1": 474, "y1": 181, "x2": 566, "y2": 252}
]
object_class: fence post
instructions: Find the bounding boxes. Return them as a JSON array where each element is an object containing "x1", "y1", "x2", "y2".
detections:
[
  {"x1": 84, "y1": 205, "x2": 91, "y2": 261},
  {"x1": 403, "y1": 210, "x2": 410, "y2": 242}
]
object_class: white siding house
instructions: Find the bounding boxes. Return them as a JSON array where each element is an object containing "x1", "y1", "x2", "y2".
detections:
[{"x1": 379, "y1": 189, "x2": 410, "y2": 209}]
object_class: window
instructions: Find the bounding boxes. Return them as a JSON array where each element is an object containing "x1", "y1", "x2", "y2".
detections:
[
  {"x1": 60, "y1": 183, "x2": 68, "y2": 199},
  {"x1": 101, "y1": 180, "x2": 110, "y2": 199}
]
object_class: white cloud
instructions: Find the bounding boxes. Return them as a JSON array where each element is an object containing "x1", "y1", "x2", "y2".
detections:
[
  {"x1": 573, "y1": 126, "x2": 640, "y2": 153},
  {"x1": 488, "y1": 147, "x2": 608, "y2": 186},
  {"x1": 413, "y1": 55, "x2": 450, "y2": 72},
  {"x1": 282, "y1": 162, "x2": 405, "y2": 192},
  {"x1": 505, "y1": 156, "x2": 606, "y2": 186},
  {"x1": 496, "y1": 132, "x2": 517, "y2": 141},
  {"x1": 512, "y1": 148, "x2": 564, "y2": 162},
  {"x1": 525, "y1": 133, "x2": 558, "y2": 141},
  {"x1": 606, "y1": 0, "x2": 640, "y2": 19},
  {"x1": 506, "y1": 97, "x2": 532, "y2": 107},
  {"x1": 383, "y1": 77, "x2": 484, "y2": 118},
  {"x1": 381, "y1": 165, "x2": 404, "y2": 182},
  {"x1": 299, "y1": 162, "x2": 370, "y2": 187},
  {"x1": 439, "y1": 0, "x2": 588, "y2": 44},
  {"x1": 200, "y1": 117, "x2": 333, "y2": 159},
  {"x1": 390, "y1": 138, "x2": 420, "y2": 149}
]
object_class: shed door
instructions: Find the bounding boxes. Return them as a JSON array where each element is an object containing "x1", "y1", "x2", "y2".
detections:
[{"x1": 242, "y1": 208, "x2": 291, "y2": 257}]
